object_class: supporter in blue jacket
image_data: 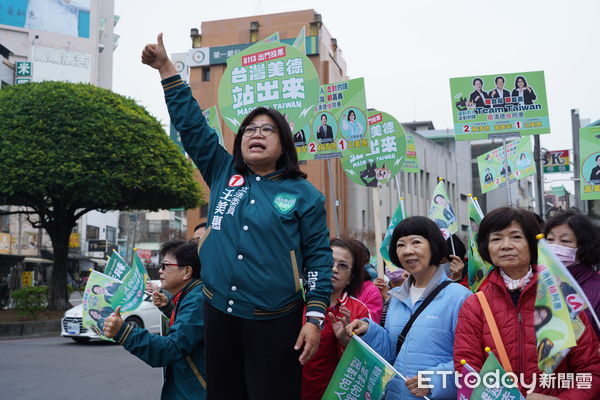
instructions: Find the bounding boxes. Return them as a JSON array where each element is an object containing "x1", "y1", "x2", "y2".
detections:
[
  {"x1": 104, "y1": 240, "x2": 205, "y2": 400},
  {"x1": 345, "y1": 217, "x2": 471, "y2": 399}
]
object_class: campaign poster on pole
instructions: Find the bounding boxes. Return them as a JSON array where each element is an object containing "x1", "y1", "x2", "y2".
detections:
[
  {"x1": 579, "y1": 125, "x2": 600, "y2": 200},
  {"x1": 400, "y1": 133, "x2": 419, "y2": 173},
  {"x1": 543, "y1": 150, "x2": 570, "y2": 173},
  {"x1": 217, "y1": 41, "x2": 319, "y2": 133},
  {"x1": 341, "y1": 110, "x2": 406, "y2": 187},
  {"x1": 477, "y1": 136, "x2": 536, "y2": 194},
  {"x1": 449, "y1": 71, "x2": 550, "y2": 140},
  {"x1": 295, "y1": 78, "x2": 368, "y2": 161}
]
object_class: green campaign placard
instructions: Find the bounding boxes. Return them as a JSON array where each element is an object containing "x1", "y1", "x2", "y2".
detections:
[
  {"x1": 450, "y1": 71, "x2": 550, "y2": 140},
  {"x1": 400, "y1": 133, "x2": 419, "y2": 173},
  {"x1": 579, "y1": 125, "x2": 600, "y2": 200},
  {"x1": 202, "y1": 105, "x2": 226, "y2": 149},
  {"x1": 295, "y1": 78, "x2": 368, "y2": 161},
  {"x1": 477, "y1": 136, "x2": 536, "y2": 194},
  {"x1": 341, "y1": 110, "x2": 406, "y2": 187},
  {"x1": 218, "y1": 41, "x2": 319, "y2": 133}
]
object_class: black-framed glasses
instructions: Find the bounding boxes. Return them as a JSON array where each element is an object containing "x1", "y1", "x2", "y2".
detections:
[
  {"x1": 159, "y1": 262, "x2": 184, "y2": 270},
  {"x1": 242, "y1": 124, "x2": 278, "y2": 137}
]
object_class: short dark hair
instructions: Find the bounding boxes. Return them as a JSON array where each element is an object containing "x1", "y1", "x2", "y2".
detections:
[
  {"x1": 473, "y1": 77, "x2": 483, "y2": 86},
  {"x1": 232, "y1": 107, "x2": 306, "y2": 179},
  {"x1": 477, "y1": 207, "x2": 541, "y2": 265},
  {"x1": 160, "y1": 240, "x2": 201, "y2": 279},
  {"x1": 321, "y1": 114, "x2": 327, "y2": 121},
  {"x1": 543, "y1": 211, "x2": 600, "y2": 266},
  {"x1": 515, "y1": 75, "x2": 528, "y2": 89},
  {"x1": 388, "y1": 216, "x2": 448, "y2": 268},
  {"x1": 91, "y1": 284, "x2": 101, "y2": 294},
  {"x1": 347, "y1": 110, "x2": 356, "y2": 121},
  {"x1": 331, "y1": 238, "x2": 365, "y2": 297},
  {"x1": 434, "y1": 194, "x2": 445, "y2": 204},
  {"x1": 193, "y1": 223, "x2": 206, "y2": 232},
  {"x1": 596, "y1": 154, "x2": 600, "y2": 162},
  {"x1": 495, "y1": 76, "x2": 505, "y2": 84}
]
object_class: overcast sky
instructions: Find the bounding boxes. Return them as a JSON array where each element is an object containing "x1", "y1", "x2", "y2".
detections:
[{"x1": 113, "y1": 0, "x2": 599, "y2": 192}]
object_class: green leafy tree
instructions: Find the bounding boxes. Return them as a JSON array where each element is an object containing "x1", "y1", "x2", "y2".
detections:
[{"x1": 0, "y1": 82, "x2": 203, "y2": 310}]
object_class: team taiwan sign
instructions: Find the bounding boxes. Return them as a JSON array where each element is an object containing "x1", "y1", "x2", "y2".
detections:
[
  {"x1": 218, "y1": 41, "x2": 319, "y2": 133},
  {"x1": 450, "y1": 71, "x2": 550, "y2": 140},
  {"x1": 341, "y1": 110, "x2": 406, "y2": 187}
]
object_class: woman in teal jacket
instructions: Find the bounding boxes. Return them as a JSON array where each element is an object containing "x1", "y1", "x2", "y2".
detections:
[
  {"x1": 141, "y1": 34, "x2": 333, "y2": 400},
  {"x1": 346, "y1": 217, "x2": 471, "y2": 399}
]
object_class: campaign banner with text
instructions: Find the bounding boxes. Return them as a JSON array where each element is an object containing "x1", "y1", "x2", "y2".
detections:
[
  {"x1": 477, "y1": 136, "x2": 535, "y2": 194},
  {"x1": 579, "y1": 125, "x2": 600, "y2": 200},
  {"x1": 450, "y1": 71, "x2": 549, "y2": 140},
  {"x1": 295, "y1": 78, "x2": 368, "y2": 161}
]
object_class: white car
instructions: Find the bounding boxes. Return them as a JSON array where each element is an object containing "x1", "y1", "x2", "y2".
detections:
[{"x1": 61, "y1": 281, "x2": 164, "y2": 343}]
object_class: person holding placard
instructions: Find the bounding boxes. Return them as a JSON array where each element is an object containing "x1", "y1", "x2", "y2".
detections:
[{"x1": 141, "y1": 33, "x2": 333, "y2": 400}]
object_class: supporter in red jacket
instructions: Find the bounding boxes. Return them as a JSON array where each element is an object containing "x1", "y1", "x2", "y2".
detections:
[
  {"x1": 454, "y1": 207, "x2": 600, "y2": 400},
  {"x1": 301, "y1": 238, "x2": 371, "y2": 400}
]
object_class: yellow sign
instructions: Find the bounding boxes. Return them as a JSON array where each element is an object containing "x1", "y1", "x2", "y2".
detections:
[
  {"x1": 22, "y1": 271, "x2": 34, "y2": 287},
  {"x1": 69, "y1": 232, "x2": 81, "y2": 248},
  {"x1": 0, "y1": 233, "x2": 10, "y2": 254}
]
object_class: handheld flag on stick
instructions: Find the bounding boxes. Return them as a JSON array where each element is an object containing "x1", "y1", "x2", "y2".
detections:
[
  {"x1": 534, "y1": 234, "x2": 598, "y2": 372},
  {"x1": 322, "y1": 334, "x2": 428, "y2": 400},
  {"x1": 467, "y1": 194, "x2": 492, "y2": 292},
  {"x1": 110, "y1": 250, "x2": 148, "y2": 313},
  {"x1": 428, "y1": 178, "x2": 458, "y2": 239},
  {"x1": 380, "y1": 197, "x2": 406, "y2": 263},
  {"x1": 104, "y1": 250, "x2": 130, "y2": 281},
  {"x1": 293, "y1": 25, "x2": 306, "y2": 54},
  {"x1": 81, "y1": 270, "x2": 121, "y2": 341},
  {"x1": 470, "y1": 348, "x2": 525, "y2": 400},
  {"x1": 456, "y1": 360, "x2": 476, "y2": 400}
]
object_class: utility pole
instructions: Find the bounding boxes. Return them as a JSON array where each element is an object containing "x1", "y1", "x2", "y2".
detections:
[
  {"x1": 534, "y1": 135, "x2": 545, "y2": 218},
  {"x1": 571, "y1": 109, "x2": 582, "y2": 212}
]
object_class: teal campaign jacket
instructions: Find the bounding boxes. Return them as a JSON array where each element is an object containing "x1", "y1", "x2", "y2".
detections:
[
  {"x1": 114, "y1": 280, "x2": 205, "y2": 400},
  {"x1": 162, "y1": 75, "x2": 332, "y2": 319}
]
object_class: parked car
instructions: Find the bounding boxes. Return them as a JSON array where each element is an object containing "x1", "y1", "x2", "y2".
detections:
[{"x1": 61, "y1": 280, "x2": 163, "y2": 343}]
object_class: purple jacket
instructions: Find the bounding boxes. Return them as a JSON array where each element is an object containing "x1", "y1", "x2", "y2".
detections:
[{"x1": 569, "y1": 263, "x2": 600, "y2": 339}]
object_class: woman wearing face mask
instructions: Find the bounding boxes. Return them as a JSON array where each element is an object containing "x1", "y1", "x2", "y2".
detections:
[{"x1": 544, "y1": 210, "x2": 600, "y2": 339}]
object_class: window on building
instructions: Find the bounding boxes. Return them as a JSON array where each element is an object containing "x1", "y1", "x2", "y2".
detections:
[
  {"x1": 86, "y1": 225, "x2": 99, "y2": 240},
  {"x1": 362, "y1": 210, "x2": 366, "y2": 228},
  {"x1": 0, "y1": 214, "x2": 9, "y2": 233},
  {"x1": 460, "y1": 194, "x2": 467, "y2": 201},
  {"x1": 148, "y1": 220, "x2": 162, "y2": 233},
  {"x1": 202, "y1": 67, "x2": 210, "y2": 81},
  {"x1": 106, "y1": 226, "x2": 116, "y2": 244}
]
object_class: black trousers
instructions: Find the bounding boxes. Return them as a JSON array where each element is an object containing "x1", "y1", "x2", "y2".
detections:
[{"x1": 205, "y1": 302, "x2": 303, "y2": 400}]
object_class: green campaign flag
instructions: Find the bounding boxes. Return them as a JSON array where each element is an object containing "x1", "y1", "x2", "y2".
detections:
[
  {"x1": 218, "y1": 40, "x2": 319, "y2": 133},
  {"x1": 110, "y1": 252, "x2": 147, "y2": 312},
  {"x1": 380, "y1": 198, "x2": 406, "y2": 263},
  {"x1": 202, "y1": 105, "x2": 226, "y2": 149},
  {"x1": 296, "y1": 78, "x2": 368, "y2": 161},
  {"x1": 467, "y1": 196, "x2": 492, "y2": 292},
  {"x1": 449, "y1": 70, "x2": 550, "y2": 140},
  {"x1": 82, "y1": 270, "x2": 121, "y2": 341},
  {"x1": 470, "y1": 351, "x2": 525, "y2": 400},
  {"x1": 292, "y1": 26, "x2": 306, "y2": 54},
  {"x1": 579, "y1": 124, "x2": 600, "y2": 200},
  {"x1": 428, "y1": 180, "x2": 458, "y2": 238},
  {"x1": 104, "y1": 250, "x2": 130, "y2": 281},
  {"x1": 323, "y1": 335, "x2": 398, "y2": 400},
  {"x1": 535, "y1": 238, "x2": 596, "y2": 372},
  {"x1": 400, "y1": 133, "x2": 419, "y2": 173},
  {"x1": 477, "y1": 136, "x2": 536, "y2": 194},
  {"x1": 341, "y1": 110, "x2": 406, "y2": 187},
  {"x1": 262, "y1": 32, "x2": 280, "y2": 43}
]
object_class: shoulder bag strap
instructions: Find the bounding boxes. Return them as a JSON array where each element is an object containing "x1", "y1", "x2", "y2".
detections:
[
  {"x1": 476, "y1": 291, "x2": 513, "y2": 373},
  {"x1": 395, "y1": 280, "x2": 453, "y2": 355}
]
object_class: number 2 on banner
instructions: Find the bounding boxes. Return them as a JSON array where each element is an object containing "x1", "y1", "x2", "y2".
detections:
[
  {"x1": 463, "y1": 125, "x2": 470, "y2": 133},
  {"x1": 308, "y1": 142, "x2": 316, "y2": 153}
]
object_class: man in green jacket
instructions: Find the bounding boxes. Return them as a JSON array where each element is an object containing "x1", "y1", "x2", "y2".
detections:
[{"x1": 104, "y1": 240, "x2": 205, "y2": 400}]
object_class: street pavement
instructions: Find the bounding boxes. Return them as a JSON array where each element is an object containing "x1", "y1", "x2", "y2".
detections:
[{"x1": 0, "y1": 336, "x2": 162, "y2": 399}]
